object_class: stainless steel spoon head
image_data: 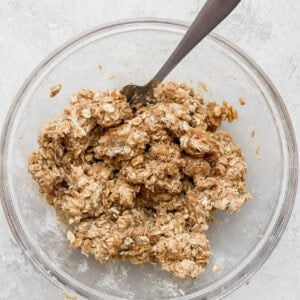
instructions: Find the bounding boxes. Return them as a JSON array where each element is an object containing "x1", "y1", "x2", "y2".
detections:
[
  {"x1": 121, "y1": 83, "x2": 154, "y2": 112},
  {"x1": 121, "y1": 0, "x2": 241, "y2": 111}
]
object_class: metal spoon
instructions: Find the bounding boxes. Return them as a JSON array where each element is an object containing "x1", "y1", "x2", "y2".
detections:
[{"x1": 121, "y1": 0, "x2": 241, "y2": 110}]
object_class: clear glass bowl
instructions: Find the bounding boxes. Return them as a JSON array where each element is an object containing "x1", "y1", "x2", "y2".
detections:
[{"x1": 0, "y1": 19, "x2": 298, "y2": 300}]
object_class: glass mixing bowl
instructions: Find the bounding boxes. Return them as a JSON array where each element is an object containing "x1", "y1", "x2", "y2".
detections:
[{"x1": 0, "y1": 19, "x2": 298, "y2": 300}]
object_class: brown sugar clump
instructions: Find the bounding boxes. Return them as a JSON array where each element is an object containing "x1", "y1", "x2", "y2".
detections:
[{"x1": 28, "y1": 82, "x2": 250, "y2": 279}]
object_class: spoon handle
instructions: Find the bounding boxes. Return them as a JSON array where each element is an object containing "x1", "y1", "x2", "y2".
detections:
[{"x1": 149, "y1": 0, "x2": 241, "y2": 85}]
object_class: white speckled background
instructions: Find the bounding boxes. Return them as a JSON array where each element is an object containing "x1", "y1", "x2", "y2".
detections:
[{"x1": 0, "y1": 0, "x2": 299, "y2": 299}]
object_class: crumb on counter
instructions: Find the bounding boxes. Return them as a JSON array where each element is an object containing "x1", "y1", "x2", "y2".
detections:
[
  {"x1": 255, "y1": 146, "x2": 260, "y2": 155},
  {"x1": 197, "y1": 82, "x2": 208, "y2": 92},
  {"x1": 251, "y1": 130, "x2": 256, "y2": 138},
  {"x1": 98, "y1": 64, "x2": 102, "y2": 70},
  {"x1": 255, "y1": 146, "x2": 261, "y2": 160},
  {"x1": 212, "y1": 265, "x2": 222, "y2": 272},
  {"x1": 28, "y1": 81, "x2": 251, "y2": 279},
  {"x1": 239, "y1": 97, "x2": 246, "y2": 105},
  {"x1": 63, "y1": 291, "x2": 78, "y2": 300},
  {"x1": 108, "y1": 74, "x2": 116, "y2": 80},
  {"x1": 50, "y1": 83, "x2": 62, "y2": 98}
]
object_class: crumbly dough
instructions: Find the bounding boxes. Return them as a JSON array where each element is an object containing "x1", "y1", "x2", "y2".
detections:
[{"x1": 28, "y1": 82, "x2": 250, "y2": 279}]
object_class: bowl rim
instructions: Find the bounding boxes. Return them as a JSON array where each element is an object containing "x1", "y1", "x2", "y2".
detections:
[{"x1": 0, "y1": 18, "x2": 298, "y2": 300}]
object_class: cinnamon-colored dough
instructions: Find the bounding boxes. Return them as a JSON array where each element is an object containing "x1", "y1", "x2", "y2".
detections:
[{"x1": 28, "y1": 82, "x2": 250, "y2": 279}]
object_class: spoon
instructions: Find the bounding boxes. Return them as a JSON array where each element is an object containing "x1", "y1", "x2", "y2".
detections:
[{"x1": 121, "y1": 0, "x2": 241, "y2": 110}]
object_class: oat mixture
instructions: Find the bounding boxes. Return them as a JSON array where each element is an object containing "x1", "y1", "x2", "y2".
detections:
[{"x1": 28, "y1": 82, "x2": 251, "y2": 279}]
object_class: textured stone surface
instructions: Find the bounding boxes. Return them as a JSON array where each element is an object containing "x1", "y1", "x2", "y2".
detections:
[{"x1": 0, "y1": 0, "x2": 299, "y2": 299}]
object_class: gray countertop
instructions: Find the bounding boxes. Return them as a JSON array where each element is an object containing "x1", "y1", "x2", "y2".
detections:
[{"x1": 0, "y1": 0, "x2": 299, "y2": 299}]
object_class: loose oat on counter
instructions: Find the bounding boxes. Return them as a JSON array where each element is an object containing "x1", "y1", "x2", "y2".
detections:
[
  {"x1": 197, "y1": 82, "x2": 208, "y2": 92},
  {"x1": 239, "y1": 97, "x2": 246, "y2": 105},
  {"x1": 50, "y1": 83, "x2": 62, "y2": 97},
  {"x1": 28, "y1": 82, "x2": 251, "y2": 279}
]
